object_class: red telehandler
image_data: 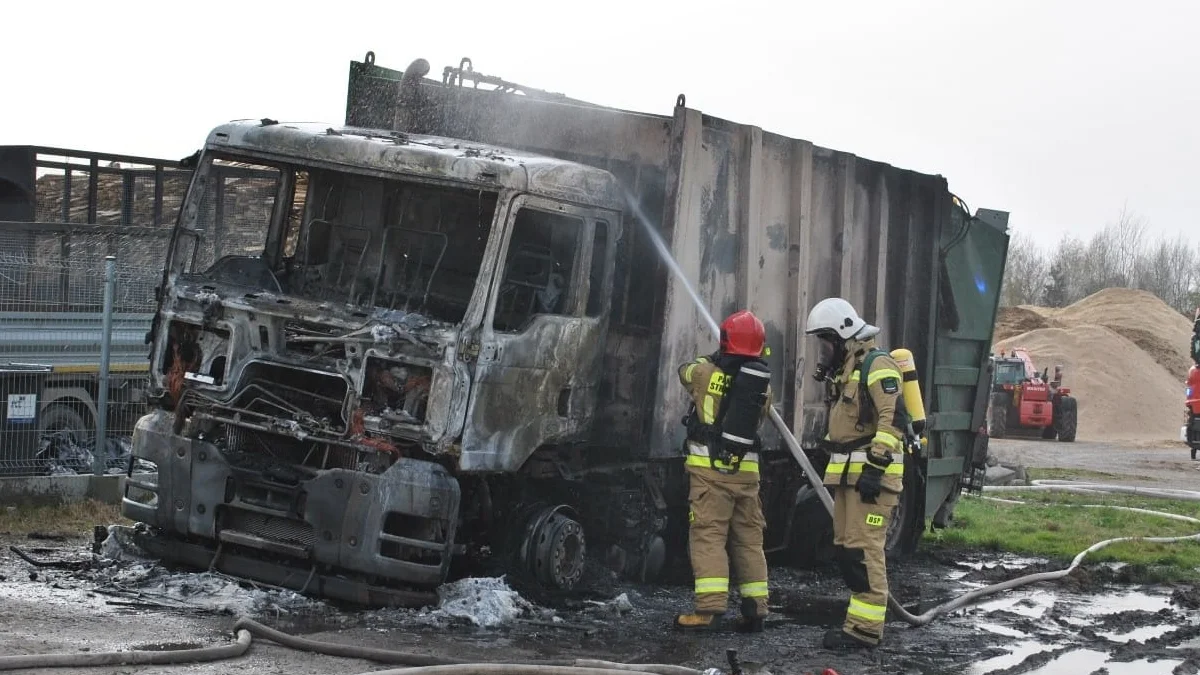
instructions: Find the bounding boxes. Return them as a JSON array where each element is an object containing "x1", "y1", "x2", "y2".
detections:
[
  {"x1": 988, "y1": 348, "x2": 1078, "y2": 442},
  {"x1": 1185, "y1": 309, "x2": 1200, "y2": 460}
]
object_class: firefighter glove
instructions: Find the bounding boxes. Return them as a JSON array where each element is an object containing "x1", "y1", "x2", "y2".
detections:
[{"x1": 856, "y1": 464, "x2": 883, "y2": 504}]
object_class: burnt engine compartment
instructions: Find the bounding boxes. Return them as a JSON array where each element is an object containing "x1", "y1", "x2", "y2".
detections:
[{"x1": 159, "y1": 317, "x2": 435, "y2": 475}]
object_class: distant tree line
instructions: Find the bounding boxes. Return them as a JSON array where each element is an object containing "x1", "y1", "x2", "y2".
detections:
[{"x1": 999, "y1": 207, "x2": 1200, "y2": 315}]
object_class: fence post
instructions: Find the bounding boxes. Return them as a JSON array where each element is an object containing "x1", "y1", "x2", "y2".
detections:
[{"x1": 93, "y1": 256, "x2": 116, "y2": 477}]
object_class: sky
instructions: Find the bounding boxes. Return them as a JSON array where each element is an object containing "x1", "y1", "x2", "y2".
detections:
[{"x1": 4, "y1": 0, "x2": 1197, "y2": 251}]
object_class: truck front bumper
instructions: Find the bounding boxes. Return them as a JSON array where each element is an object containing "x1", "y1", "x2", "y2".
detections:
[{"x1": 121, "y1": 411, "x2": 461, "y2": 590}]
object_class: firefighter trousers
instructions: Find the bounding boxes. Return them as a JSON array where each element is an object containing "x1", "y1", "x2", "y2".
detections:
[
  {"x1": 686, "y1": 465, "x2": 769, "y2": 616},
  {"x1": 831, "y1": 484, "x2": 899, "y2": 644}
]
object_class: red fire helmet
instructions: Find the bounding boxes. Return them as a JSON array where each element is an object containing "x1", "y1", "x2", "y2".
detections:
[{"x1": 720, "y1": 310, "x2": 766, "y2": 357}]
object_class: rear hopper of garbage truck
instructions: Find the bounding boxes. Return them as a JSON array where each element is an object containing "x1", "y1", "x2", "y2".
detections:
[{"x1": 345, "y1": 53, "x2": 1010, "y2": 562}]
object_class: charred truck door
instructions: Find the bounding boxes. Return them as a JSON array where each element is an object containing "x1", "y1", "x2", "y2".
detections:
[{"x1": 459, "y1": 195, "x2": 617, "y2": 472}]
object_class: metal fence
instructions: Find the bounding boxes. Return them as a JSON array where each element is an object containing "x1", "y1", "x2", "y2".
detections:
[{"x1": 0, "y1": 146, "x2": 191, "y2": 477}]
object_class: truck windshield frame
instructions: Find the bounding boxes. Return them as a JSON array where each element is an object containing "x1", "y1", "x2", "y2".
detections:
[{"x1": 168, "y1": 150, "x2": 502, "y2": 325}]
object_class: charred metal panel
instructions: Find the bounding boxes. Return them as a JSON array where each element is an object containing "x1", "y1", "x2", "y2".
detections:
[
  {"x1": 651, "y1": 117, "x2": 952, "y2": 458},
  {"x1": 345, "y1": 58, "x2": 673, "y2": 169},
  {"x1": 205, "y1": 122, "x2": 624, "y2": 214}
]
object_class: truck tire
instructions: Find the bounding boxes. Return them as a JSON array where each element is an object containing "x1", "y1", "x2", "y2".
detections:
[
  {"x1": 1056, "y1": 396, "x2": 1078, "y2": 442},
  {"x1": 1188, "y1": 413, "x2": 1198, "y2": 461},
  {"x1": 40, "y1": 404, "x2": 91, "y2": 443},
  {"x1": 885, "y1": 452, "x2": 925, "y2": 558},
  {"x1": 989, "y1": 392, "x2": 1008, "y2": 439},
  {"x1": 785, "y1": 485, "x2": 835, "y2": 568}
]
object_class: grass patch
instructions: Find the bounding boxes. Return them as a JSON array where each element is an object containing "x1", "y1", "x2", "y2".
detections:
[
  {"x1": 0, "y1": 500, "x2": 129, "y2": 538},
  {"x1": 1026, "y1": 467, "x2": 1125, "y2": 482},
  {"x1": 925, "y1": 491, "x2": 1200, "y2": 581}
]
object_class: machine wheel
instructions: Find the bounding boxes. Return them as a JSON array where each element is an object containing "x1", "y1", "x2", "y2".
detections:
[
  {"x1": 988, "y1": 392, "x2": 1009, "y2": 439},
  {"x1": 1189, "y1": 413, "x2": 1198, "y2": 461},
  {"x1": 40, "y1": 404, "x2": 91, "y2": 443},
  {"x1": 1041, "y1": 425, "x2": 1058, "y2": 440},
  {"x1": 1056, "y1": 396, "x2": 1078, "y2": 442}
]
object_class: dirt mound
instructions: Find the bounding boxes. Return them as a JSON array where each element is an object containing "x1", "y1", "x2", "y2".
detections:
[
  {"x1": 994, "y1": 306, "x2": 1061, "y2": 342},
  {"x1": 994, "y1": 324, "x2": 1183, "y2": 441},
  {"x1": 1054, "y1": 288, "x2": 1194, "y2": 380}
]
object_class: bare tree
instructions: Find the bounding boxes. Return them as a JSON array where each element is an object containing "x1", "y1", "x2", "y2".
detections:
[
  {"x1": 1007, "y1": 207, "x2": 1198, "y2": 315},
  {"x1": 1045, "y1": 234, "x2": 1088, "y2": 306},
  {"x1": 1000, "y1": 231, "x2": 1048, "y2": 306}
]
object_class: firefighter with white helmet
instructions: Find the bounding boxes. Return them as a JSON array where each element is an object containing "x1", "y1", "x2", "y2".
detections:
[
  {"x1": 805, "y1": 297, "x2": 906, "y2": 649},
  {"x1": 674, "y1": 310, "x2": 774, "y2": 632}
]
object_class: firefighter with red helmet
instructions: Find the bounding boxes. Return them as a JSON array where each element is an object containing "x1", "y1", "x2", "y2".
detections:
[{"x1": 674, "y1": 310, "x2": 774, "y2": 632}]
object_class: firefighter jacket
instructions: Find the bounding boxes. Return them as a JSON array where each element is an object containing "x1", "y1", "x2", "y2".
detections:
[
  {"x1": 822, "y1": 337, "x2": 906, "y2": 494},
  {"x1": 678, "y1": 355, "x2": 773, "y2": 484}
]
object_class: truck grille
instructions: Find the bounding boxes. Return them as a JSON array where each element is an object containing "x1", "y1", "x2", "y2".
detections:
[{"x1": 223, "y1": 508, "x2": 316, "y2": 548}]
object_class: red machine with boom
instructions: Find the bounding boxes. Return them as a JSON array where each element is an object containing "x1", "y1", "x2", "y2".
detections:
[
  {"x1": 988, "y1": 348, "x2": 1077, "y2": 442},
  {"x1": 1186, "y1": 308, "x2": 1200, "y2": 460},
  {"x1": 1186, "y1": 365, "x2": 1200, "y2": 460}
]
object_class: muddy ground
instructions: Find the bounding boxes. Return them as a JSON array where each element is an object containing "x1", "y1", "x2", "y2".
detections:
[
  {"x1": 990, "y1": 437, "x2": 1198, "y2": 490},
  {"x1": 3, "y1": 521, "x2": 1199, "y2": 675}
]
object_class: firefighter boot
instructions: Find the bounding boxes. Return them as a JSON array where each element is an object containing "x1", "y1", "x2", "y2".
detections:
[
  {"x1": 734, "y1": 597, "x2": 765, "y2": 633},
  {"x1": 674, "y1": 612, "x2": 722, "y2": 631},
  {"x1": 822, "y1": 628, "x2": 876, "y2": 650}
]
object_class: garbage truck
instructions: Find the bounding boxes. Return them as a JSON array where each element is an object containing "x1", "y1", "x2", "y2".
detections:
[{"x1": 120, "y1": 52, "x2": 1009, "y2": 605}]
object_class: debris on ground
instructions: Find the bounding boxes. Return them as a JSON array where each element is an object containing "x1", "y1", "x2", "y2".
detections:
[
  {"x1": 995, "y1": 289, "x2": 1193, "y2": 441},
  {"x1": 37, "y1": 432, "x2": 155, "y2": 476},
  {"x1": 432, "y1": 576, "x2": 540, "y2": 627}
]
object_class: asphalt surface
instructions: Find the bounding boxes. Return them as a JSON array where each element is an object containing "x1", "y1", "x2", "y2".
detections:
[{"x1": 989, "y1": 437, "x2": 1198, "y2": 490}]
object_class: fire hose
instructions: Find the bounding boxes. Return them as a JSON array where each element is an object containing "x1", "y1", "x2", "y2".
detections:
[{"x1": 0, "y1": 616, "x2": 710, "y2": 674}]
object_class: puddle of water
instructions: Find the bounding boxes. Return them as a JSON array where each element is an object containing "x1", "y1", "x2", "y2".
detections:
[
  {"x1": 1072, "y1": 589, "x2": 1173, "y2": 615},
  {"x1": 971, "y1": 645, "x2": 1183, "y2": 675},
  {"x1": 1096, "y1": 624, "x2": 1176, "y2": 643},
  {"x1": 1024, "y1": 649, "x2": 1181, "y2": 675},
  {"x1": 967, "y1": 641, "x2": 1057, "y2": 674},
  {"x1": 975, "y1": 592, "x2": 1055, "y2": 619},
  {"x1": 976, "y1": 622, "x2": 1027, "y2": 638}
]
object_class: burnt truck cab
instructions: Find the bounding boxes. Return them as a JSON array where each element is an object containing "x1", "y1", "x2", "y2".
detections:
[{"x1": 123, "y1": 120, "x2": 624, "y2": 601}]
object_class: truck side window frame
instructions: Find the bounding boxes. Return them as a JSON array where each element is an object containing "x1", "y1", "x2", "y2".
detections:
[
  {"x1": 490, "y1": 196, "x2": 592, "y2": 333},
  {"x1": 585, "y1": 219, "x2": 612, "y2": 318}
]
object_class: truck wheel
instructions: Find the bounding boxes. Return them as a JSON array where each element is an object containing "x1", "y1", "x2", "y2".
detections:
[
  {"x1": 885, "y1": 454, "x2": 925, "y2": 558},
  {"x1": 785, "y1": 485, "x2": 835, "y2": 568},
  {"x1": 40, "y1": 404, "x2": 91, "y2": 444},
  {"x1": 518, "y1": 505, "x2": 586, "y2": 590},
  {"x1": 988, "y1": 393, "x2": 1008, "y2": 439},
  {"x1": 1056, "y1": 396, "x2": 1078, "y2": 442}
]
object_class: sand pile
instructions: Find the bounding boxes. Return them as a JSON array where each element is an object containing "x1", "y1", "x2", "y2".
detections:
[
  {"x1": 1051, "y1": 288, "x2": 1194, "y2": 380},
  {"x1": 994, "y1": 288, "x2": 1193, "y2": 441},
  {"x1": 994, "y1": 306, "x2": 1062, "y2": 342}
]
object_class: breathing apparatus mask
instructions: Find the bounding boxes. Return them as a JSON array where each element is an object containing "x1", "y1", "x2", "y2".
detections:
[{"x1": 812, "y1": 332, "x2": 847, "y2": 383}]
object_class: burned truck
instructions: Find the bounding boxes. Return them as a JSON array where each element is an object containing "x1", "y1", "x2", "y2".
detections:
[{"x1": 122, "y1": 54, "x2": 1009, "y2": 605}]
